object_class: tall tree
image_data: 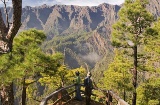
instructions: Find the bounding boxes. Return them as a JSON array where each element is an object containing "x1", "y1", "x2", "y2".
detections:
[
  {"x1": 101, "y1": 49, "x2": 133, "y2": 103},
  {"x1": 13, "y1": 29, "x2": 45, "y2": 105},
  {"x1": 136, "y1": 19, "x2": 160, "y2": 105},
  {"x1": 111, "y1": 0, "x2": 154, "y2": 105},
  {"x1": 0, "y1": 29, "x2": 63, "y2": 105},
  {"x1": 0, "y1": 0, "x2": 22, "y2": 104},
  {"x1": 13, "y1": 29, "x2": 62, "y2": 105},
  {"x1": 0, "y1": 53, "x2": 16, "y2": 105}
]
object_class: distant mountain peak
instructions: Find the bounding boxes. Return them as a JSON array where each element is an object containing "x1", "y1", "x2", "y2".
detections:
[{"x1": 98, "y1": 3, "x2": 110, "y2": 6}]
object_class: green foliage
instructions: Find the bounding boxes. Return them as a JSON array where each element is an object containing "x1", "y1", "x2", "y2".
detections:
[
  {"x1": 101, "y1": 0, "x2": 160, "y2": 104},
  {"x1": 0, "y1": 29, "x2": 63, "y2": 104},
  {"x1": 42, "y1": 31, "x2": 91, "y2": 53},
  {"x1": 137, "y1": 77, "x2": 160, "y2": 105},
  {"x1": 100, "y1": 49, "x2": 133, "y2": 102},
  {"x1": 68, "y1": 67, "x2": 87, "y2": 83},
  {"x1": 136, "y1": 18, "x2": 160, "y2": 105},
  {"x1": 111, "y1": 0, "x2": 155, "y2": 74},
  {"x1": 13, "y1": 29, "x2": 63, "y2": 103},
  {"x1": 38, "y1": 66, "x2": 86, "y2": 103},
  {"x1": 13, "y1": 29, "x2": 63, "y2": 78},
  {"x1": 145, "y1": 21, "x2": 160, "y2": 47},
  {"x1": 39, "y1": 66, "x2": 86, "y2": 88},
  {"x1": 112, "y1": 0, "x2": 154, "y2": 48},
  {"x1": 41, "y1": 30, "x2": 97, "y2": 70},
  {"x1": 0, "y1": 53, "x2": 21, "y2": 85}
]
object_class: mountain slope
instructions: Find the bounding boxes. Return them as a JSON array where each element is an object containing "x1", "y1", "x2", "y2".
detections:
[{"x1": 1, "y1": 0, "x2": 159, "y2": 71}]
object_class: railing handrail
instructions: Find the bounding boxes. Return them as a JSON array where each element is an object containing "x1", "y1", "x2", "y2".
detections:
[
  {"x1": 40, "y1": 84, "x2": 75, "y2": 105},
  {"x1": 96, "y1": 88, "x2": 129, "y2": 105},
  {"x1": 109, "y1": 90, "x2": 129, "y2": 105},
  {"x1": 40, "y1": 84, "x2": 129, "y2": 105}
]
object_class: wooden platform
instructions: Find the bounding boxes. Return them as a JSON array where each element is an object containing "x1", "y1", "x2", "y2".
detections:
[{"x1": 66, "y1": 98, "x2": 104, "y2": 105}]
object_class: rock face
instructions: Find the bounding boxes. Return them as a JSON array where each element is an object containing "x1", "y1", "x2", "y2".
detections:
[
  {"x1": 44, "y1": 4, "x2": 120, "y2": 36},
  {"x1": 21, "y1": 4, "x2": 54, "y2": 30},
  {"x1": 1, "y1": 3, "x2": 120, "y2": 35},
  {"x1": 1, "y1": 0, "x2": 159, "y2": 69},
  {"x1": 147, "y1": 0, "x2": 160, "y2": 18},
  {"x1": 1, "y1": 0, "x2": 159, "y2": 36}
]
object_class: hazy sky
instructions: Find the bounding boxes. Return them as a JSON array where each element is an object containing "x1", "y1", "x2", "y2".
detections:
[{"x1": 0, "y1": 0, "x2": 125, "y2": 7}]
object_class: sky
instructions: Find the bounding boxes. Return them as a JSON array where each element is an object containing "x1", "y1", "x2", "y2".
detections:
[{"x1": 0, "y1": 0, "x2": 125, "y2": 7}]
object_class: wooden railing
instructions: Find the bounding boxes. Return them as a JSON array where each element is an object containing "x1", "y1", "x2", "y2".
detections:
[
  {"x1": 40, "y1": 84, "x2": 76, "y2": 105},
  {"x1": 101, "y1": 90, "x2": 129, "y2": 105},
  {"x1": 40, "y1": 84, "x2": 129, "y2": 105},
  {"x1": 108, "y1": 90, "x2": 129, "y2": 105}
]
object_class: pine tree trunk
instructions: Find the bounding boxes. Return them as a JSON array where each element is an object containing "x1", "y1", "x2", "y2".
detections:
[
  {"x1": 0, "y1": 0, "x2": 22, "y2": 104},
  {"x1": 0, "y1": 82, "x2": 14, "y2": 105},
  {"x1": 123, "y1": 88, "x2": 126, "y2": 101},
  {"x1": 132, "y1": 46, "x2": 137, "y2": 105},
  {"x1": 22, "y1": 77, "x2": 26, "y2": 105}
]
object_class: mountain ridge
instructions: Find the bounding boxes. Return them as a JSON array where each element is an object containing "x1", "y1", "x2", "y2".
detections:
[{"x1": 1, "y1": 0, "x2": 160, "y2": 70}]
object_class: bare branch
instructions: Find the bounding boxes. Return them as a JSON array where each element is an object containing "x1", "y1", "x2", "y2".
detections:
[
  {"x1": 0, "y1": 0, "x2": 22, "y2": 53},
  {"x1": 7, "y1": 0, "x2": 22, "y2": 40},
  {"x1": 2, "y1": 0, "x2": 10, "y2": 29}
]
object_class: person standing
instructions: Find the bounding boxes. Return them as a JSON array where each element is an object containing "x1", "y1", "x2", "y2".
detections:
[
  {"x1": 84, "y1": 72, "x2": 93, "y2": 105},
  {"x1": 74, "y1": 71, "x2": 82, "y2": 101}
]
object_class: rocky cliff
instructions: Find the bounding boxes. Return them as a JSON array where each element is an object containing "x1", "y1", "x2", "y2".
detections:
[{"x1": 1, "y1": 0, "x2": 159, "y2": 34}]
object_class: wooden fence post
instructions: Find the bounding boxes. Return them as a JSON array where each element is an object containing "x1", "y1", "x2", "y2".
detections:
[
  {"x1": 108, "y1": 90, "x2": 112, "y2": 105},
  {"x1": 106, "y1": 91, "x2": 109, "y2": 105},
  {"x1": 58, "y1": 91, "x2": 62, "y2": 105}
]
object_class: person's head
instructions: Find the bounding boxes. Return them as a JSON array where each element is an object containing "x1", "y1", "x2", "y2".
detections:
[
  {"x1": 75, "y1": 71, "x2": 80, "y2": 76},
  {"x1": 87, "y1": 72, "x2": 92, "y2": 77}
]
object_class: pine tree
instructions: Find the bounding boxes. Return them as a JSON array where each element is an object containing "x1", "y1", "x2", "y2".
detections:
[
  {"x1": 12, "y1": 29, "x2": 63, "y2": 105},
  {"x1": 0, "y1": 1, "x2": 22, "y2": 104},
  {"x1": 111, "y1": 0, "x2": 154, "y2": 104},
  {"x1": 136, "y1": 19, "x2": 160, "y2": 105},
  {"x1": 101, "y1": 49, "x2": 133, "y2": 103},
  {"x1": 0, "y1": 29, "x2": 63, "y2": 105}
]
